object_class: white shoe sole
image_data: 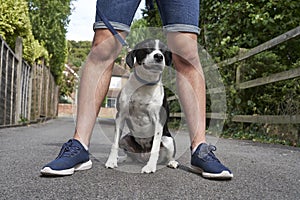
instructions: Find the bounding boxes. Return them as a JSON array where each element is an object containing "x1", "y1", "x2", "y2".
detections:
[
  {"x1": 190, "y1": 165, "x2": 233, "y2": 179},
  {"x1": 41, "y1": 160, "x2": 92, "y2": 176}
]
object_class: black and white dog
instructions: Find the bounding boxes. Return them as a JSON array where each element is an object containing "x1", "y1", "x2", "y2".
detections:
[{"x1": 105, "y1": 39, "x2": 179, "y2": 173}]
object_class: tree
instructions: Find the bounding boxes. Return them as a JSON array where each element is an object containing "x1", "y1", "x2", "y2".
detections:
[
  {"x1": 59, "y1": 40, "x2": 91, "y2": 97},
  {"x1": 28, "y1": 0, "x2": 73, "y2": 84},
  {"x1": 0, "y1": 0, "x2": 48, "y2": 63},
  {"x1": 142, "y1": 3, "x2": 162, "y2": 28},
  {"x1": 200, "y1": 0, "x2": 300, "y2": 62},
  {"x1": 67, "y1": 40, "x2": 91, "y2": 68}
]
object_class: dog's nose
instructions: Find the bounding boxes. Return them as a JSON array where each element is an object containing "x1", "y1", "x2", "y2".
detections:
[{"x1": 154, "y1": 53, "x2": 163, "y2": 63}]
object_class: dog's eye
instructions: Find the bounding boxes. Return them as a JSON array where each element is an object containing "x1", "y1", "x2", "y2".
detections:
[
  {"x1": 145, "y1": 48, "x2": 155, "y2": 54},
  {"x1": 160, "y1": 48, "x2": 167, "y2": 54}
]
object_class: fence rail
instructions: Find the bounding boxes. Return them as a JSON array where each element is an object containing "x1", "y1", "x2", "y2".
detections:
[
  {"x1": 219, "y1": 26, "x2": 300, "y2": 67},
  {"x1": 218, "y1": 26, "x2": 300, "y2": 125},
  {"x1": 237, "y1": 67, "x2": 300, "y2": 89},
  {"x1": 0, "y1": 36, "x2": 58, "y2": 127}
]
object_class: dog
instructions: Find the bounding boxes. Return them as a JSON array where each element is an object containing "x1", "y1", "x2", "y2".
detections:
[{"x1": 105, "y1": 39, "x2": 179, "y2": 173}]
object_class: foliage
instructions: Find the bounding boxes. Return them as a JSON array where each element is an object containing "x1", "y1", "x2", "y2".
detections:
[
  {"x1": 200, "y1": 0, "x2": 300, "y2": 61},
  {"x1": 0, "y1": 0, "x2": 48, "y2": 63},
  {"x1": 28, "y1": 0, "x2": 73, "y2": 84},
  {"x1": 59, "y1": 40, "x2": 91, "y2": 97},
  {"x1": 0, "y1": 0, "x2": 73, "y2": 84},
  {"x1": 67, "y1": 40, "x2": 91, "y2": 68},
  {"x1": 142, "y1": 4, "x2": 162, "y2": 28},
  {"x1": 18, "y1": 115, "x2": 29, "y2": 124},
  {"x1": 126, "y1": 18, "x2": 149, "y2": 47},
  {"x1": 60, "y1": 40, "x2": 91, "y2": 96},
  {"x1": 222, "y1": 123, "x2": 299, "y2": 147},
  {"x1": 59, "y1": 68, "x2": 78, "y2": 97},
  {"x1": 200, "y1": 0, "x2": 300, "y2": 146},
  {"x1": 126, "y1": 18, "x2": 166, "y2": 47}
]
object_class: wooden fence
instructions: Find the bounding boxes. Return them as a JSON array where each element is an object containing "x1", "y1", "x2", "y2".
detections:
[
  {"x1": 0, "y1": 36, "x2": 59, "y2": 127},
  {"x1": 168, "y1": 26, "x2": 300, "y2": 135}
]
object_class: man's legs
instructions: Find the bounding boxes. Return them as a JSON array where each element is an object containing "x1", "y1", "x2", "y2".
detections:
[
  {"x1": 74, "y1": 29, "x2": 125, "y2": 146},
  {"x1": 40, "y1": 29, "x2": 125, "y2": 176},
  {"x1": 167, "y1": 32, "x2": 206, "y2": 150},
  {"x1": 167, "y1": 32, "x2": 233, "y2": 179},
  {"x1": 41, "y1": 0, "x2": 140, "y2": 176}
]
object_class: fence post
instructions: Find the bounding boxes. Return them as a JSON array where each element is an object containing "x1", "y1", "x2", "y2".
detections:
[
  {"x1": 31, "y1": 63, "x2": 39, "y2": 121},
  {"x1": 27, "y1": 66, "x2": 32, "y2": 121},
  {"x1": 44, "y1": 64, "x2": 49, "y2": 118},
  {"x1": 38, "y1": 63, "x2": 43, "y2": 119},
  {"x1": 236, "y1": 65, "x2": 241, "y2": 87},
  {"x1": 15, "y1": 37, "x2": 23, "y2": 124}
]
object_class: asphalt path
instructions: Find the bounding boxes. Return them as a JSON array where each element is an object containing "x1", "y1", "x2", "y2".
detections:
[{"x1": 0, "y1": 117, "x2": 299, "y2": 200}]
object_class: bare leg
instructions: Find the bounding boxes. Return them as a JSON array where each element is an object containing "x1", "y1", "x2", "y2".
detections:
[
  {"x1": 167, "y1": 32, "x2": 206, "y2": 150},
  {"x1": 74, "y1": 29, "x2": 125, "y2": 146}
]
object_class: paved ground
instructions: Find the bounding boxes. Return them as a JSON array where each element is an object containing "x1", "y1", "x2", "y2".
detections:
[{"x1": 0, "y1": 117, "x2": 299, "y2": 200}]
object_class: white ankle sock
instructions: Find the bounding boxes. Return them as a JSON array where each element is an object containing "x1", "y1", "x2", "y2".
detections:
[
  {"x1": 80, "y1": 141, "x2": 89, "y2": 151},
  {"x1": 192, "y1": 146, "x2": 198, "y2": 155}
]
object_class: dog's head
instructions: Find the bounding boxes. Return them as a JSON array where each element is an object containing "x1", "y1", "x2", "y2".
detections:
[{"x1": 126, "y1": 39, "x2": 172, "y2": 84}]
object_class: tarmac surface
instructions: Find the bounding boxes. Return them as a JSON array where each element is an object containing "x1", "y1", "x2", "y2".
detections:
[{"x1": 0, "y1": 117, "x2": 299, "y2": 200}]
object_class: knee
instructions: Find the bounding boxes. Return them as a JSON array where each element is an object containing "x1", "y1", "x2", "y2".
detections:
[
  {"x1": 167, "y1": 33, "x2": 200, "y2": 72},
  {"x1": 89, "y1": 29, "x2": 124, "y2": 62},
  {"x1": 172, "y1": 51, "x2": 202, "y2": 78},
  {"x1": 173, "y1": 51, "x2": 199, "y2": 70}
]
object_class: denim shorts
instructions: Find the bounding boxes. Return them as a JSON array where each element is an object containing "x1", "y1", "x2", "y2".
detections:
[{"x1": 93, "y1": 0, "x2": 200, "y2": 34}]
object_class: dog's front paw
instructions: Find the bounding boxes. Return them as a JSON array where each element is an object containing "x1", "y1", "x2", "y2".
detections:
[
  {"x1": 167, "y1": 160, "x2": 179, "y2": 169},
  {"x1": 105, "y1": 152, "x2": 118, "y2": 169},
  {"x1": 141, "y1": 164, "x2": 156, "y2": 173},
  {"x1": 105, "y1": 157, "x2": 118, "y2": 169}
]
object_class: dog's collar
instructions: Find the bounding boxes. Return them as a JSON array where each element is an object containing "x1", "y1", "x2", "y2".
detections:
[{"x1": 134, "y1": 68, "x2": 162, "y2": 86}]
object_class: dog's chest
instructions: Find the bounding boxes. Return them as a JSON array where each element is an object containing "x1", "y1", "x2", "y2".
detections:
[
  {"x1": 125, "y1": 85, "x2": 164, "y2": 137},
  {"x1": 130, "y1": 86, "x2": 162, "y2": 111}
]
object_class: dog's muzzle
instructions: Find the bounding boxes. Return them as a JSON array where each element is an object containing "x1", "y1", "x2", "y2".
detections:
[{"x1": 143, "y1": 64, "x2": 164, "y2": 72}]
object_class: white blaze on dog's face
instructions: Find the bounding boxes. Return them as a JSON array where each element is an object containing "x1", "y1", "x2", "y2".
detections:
[{"x1": 126, "y1": 39, "x2": 172, "y2": 84}]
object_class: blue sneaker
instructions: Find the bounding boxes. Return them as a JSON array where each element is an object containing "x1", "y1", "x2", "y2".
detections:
[
  {"x1": 41, "y1": 139, "x2": 92, "y2": 176},
  {"x1": 191, "y1": 143, "x2": 233, "y2": 179}
]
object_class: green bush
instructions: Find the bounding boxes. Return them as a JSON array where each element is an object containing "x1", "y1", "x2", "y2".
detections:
[{"x1": 0, "y1": 0, "x2": 48, "y2": 63}]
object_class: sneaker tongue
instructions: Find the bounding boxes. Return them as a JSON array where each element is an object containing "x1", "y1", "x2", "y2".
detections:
[
  {"x1": 57, "y1": 139, "x2": 82, "y2": 158},
  {"x1": 199, "y1": 143, "x2": 216, "y2": 158}
]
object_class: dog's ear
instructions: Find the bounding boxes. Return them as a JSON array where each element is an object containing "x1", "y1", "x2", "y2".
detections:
[
  {"x1": 164, "y1": 50, "x2": 172, "y2": 66},
  {"x1": 126, "y1": 50, "x2": 135, "y2": 68}
]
